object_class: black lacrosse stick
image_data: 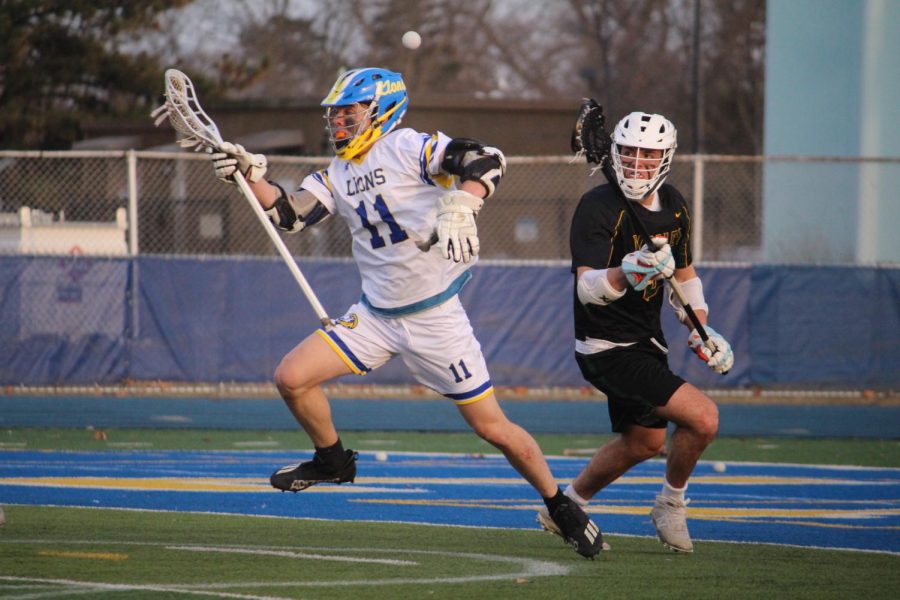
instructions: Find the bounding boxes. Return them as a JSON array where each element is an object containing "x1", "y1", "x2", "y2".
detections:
[{"x1": 571, "y1": 98, "x2": 611, "y2": 167}]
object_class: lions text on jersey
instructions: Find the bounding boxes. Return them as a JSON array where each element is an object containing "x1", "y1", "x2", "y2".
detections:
[{"x1": 302, "y1": 128, "x2": 472, "y2": 317}]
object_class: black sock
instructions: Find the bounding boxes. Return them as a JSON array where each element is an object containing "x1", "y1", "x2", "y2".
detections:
[
  {"x1": 543, "y1": 487, "x2": 567, "y2": 512},
  {"x1": 315, "y1": 438, "x2": 346, "y2": 468}
]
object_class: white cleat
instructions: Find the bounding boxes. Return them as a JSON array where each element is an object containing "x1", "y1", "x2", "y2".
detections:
[
  {"x1": 650, "y1": 495, "x2": 694, "y2": 553},
  {"x1": 537, "y1": 506, "x2": 611, "y2": 551}
]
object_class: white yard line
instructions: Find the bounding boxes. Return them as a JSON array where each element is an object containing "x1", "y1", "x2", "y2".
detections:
[
  {"x1": 0, "y1": 542, "x2": 571, "y2": 597},
  {"x1": 166, "y1": 545, "x2": 419, "y2": 566}
]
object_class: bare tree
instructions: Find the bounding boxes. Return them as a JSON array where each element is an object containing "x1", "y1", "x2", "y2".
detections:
[
  {"x1": 530, "y1": 0, "x2": 764, "y2": 154},
  {"x1": 701, "y1": 0, "x2": 766, "y2": 154},
  {"x1": 135, "y1": 0, "x2": 767, "y2": 155},
  {"x1": 344, "y1": 0, "x2": 499, "y2": 98}
]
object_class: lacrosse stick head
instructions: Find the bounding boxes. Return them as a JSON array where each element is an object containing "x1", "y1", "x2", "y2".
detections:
[
  {"x1": 571, "y1": 98, "x2": 611, "y2": 167},
  {"x1": 151, "y1": 69, "x2": 224, "y2": 152}
]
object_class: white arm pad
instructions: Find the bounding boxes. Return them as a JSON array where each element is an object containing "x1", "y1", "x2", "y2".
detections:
[
  {"x1": 667, "y1": 277, "x2": 708, "y2": 323},
  {"x1": 577, "y1": 269, "x2": 626, "y2": 306}
]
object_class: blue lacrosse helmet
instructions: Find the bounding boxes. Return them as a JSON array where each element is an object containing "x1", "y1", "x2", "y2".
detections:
[{"x1": 321, "y1": 68, "x2": 409, "y2": 160}]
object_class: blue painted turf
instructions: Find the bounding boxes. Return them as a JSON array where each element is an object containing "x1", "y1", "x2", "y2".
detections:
[{"x1": 1, "y1": 450, "x2": 897, "y2": 554}]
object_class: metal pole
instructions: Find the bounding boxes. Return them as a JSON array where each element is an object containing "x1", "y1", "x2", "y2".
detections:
[
  {"x1": 692, "y1": 156, "x2": 705, "y2": 262},
  {"x1": 691, "y1": 0, "x2": 705, "y2": 262},
  {"x1": 692, "y1": 0, "x2": 704, "y2": 154},
  {"x1": 126, "y1": 150, "x2": 140, "y2": 339},
  {"x1": 126, "y1": 150, "x2": 139, "y2": 256}
]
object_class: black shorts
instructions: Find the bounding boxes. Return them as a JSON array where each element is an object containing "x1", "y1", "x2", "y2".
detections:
[{"x1": 575, "y1": 338, "x2": 686, "y2": 433}]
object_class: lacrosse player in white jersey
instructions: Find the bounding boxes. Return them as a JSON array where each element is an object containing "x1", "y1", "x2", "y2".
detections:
[{"x1": 210, "y1": 68, "x2": 603, "y2": 558}]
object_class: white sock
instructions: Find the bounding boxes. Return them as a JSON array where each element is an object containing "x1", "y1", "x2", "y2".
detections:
[
  {"x1": 563, "y1": 484, "x2": 590, "y2": 507},
  {"x1": 661, "y1": 478, "x2": 687, "y2": 502}
]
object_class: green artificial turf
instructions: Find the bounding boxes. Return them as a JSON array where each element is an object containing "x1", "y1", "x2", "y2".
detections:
[{"x1": 1, "y1": 506, "x2": 897, "y2": 600}]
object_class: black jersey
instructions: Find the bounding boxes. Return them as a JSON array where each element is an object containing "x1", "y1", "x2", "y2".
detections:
[{"x1": 570, "y1": 183, "x2": 693, "y2": 344}]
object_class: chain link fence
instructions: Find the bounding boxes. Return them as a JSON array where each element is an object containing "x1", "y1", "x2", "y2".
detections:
[{"x1": 1, "y1": 150, "x2": 897, "y2": 264}]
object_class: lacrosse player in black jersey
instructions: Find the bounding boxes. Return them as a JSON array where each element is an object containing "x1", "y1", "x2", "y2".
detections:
[{"x1": 538, "y1": 107, "x2": 733, "y2": 553}]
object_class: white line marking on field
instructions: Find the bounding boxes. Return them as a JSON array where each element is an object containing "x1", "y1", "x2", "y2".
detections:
[
  {"x1": 0, "y1": 585, "x2": 104, "y2": 599},
  {"x1": 0, "y1": 543, "x2": 571, "y2": 595},
  {"x1": 105, "y1": 442, "x2": 154, "y2": 448},
  {"x1": 0, "y1": 585, "x2": 61, "y2": 590},
  {"x1": 232, "y1": 441, "x2": 280, "y2": 448},
  {"x1": 0, "y1": 477, "x2": 428, "y2": 494},
  {"x1": 168, "y1": 545, "x2": 419, "y2": 566},
  {"x1": 0, "y1": 577, "x2": 290, "y2": 600},
  {"x1": 157, "y1": 547, "x2": 570, "y2": 590},
  {"x1": 4, "y1": 521, "x2": 899, "y2": 558}
]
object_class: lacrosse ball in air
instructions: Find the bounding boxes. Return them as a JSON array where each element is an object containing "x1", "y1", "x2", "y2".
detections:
[
  {"x1": 402, "y1": 31, "x2": 421, "y2": 50},
  {"x1": 375, "y1": 451, "x2": 389, "y2": 462},
  {"x1": 713, "y1": 461, "x2": 727, "y2": 473}
]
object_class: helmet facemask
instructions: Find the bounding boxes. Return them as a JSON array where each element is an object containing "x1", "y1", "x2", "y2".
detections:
[
  {"x1": 611, "y1": 144, "x2": 673, "y2": 200},
  {"x1": 324, "y1": 102, "x2": 376, "y2": 154},
  {"x1": 611, "y1": 112, "x2": 677, "y2": 201}
]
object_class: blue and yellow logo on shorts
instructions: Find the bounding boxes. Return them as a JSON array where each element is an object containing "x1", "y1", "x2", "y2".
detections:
[{"x1": 335, "y1": 313, "x2": 359, "y2": 329}]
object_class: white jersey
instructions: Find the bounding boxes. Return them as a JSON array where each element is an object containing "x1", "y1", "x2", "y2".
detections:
[{"x1": 301, "y1": 128, "x2": 472, "y2": 315}]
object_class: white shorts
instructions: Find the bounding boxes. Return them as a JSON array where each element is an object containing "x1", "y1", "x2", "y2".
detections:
[{"x1": 316, "y1": 296, "x2": 493, "y2": 405}]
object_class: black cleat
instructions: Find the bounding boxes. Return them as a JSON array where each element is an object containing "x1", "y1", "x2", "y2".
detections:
[
  {"x1": 270, "y1": 450, "x2": 358, "y2": 492},
  {"x1": 547, "y1": 500, "x2": 604, "y2": 559}
]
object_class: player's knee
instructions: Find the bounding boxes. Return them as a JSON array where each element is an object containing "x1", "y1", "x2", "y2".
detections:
[
  {"x1": 470, "y1": 420, "x2": 502, "y2": 444},
  {"x1": 625, "y1": 436, "x2": 665, "y2": 461},
  {"x1": 470, "y1": 419, "x2": 513, "y2": 449},
  {"x1": 696, "y1": 404, "x2": 719, "y2": 443},
  {"x1": 273, "y1": 360, "x2": 312, "y2": 397}
]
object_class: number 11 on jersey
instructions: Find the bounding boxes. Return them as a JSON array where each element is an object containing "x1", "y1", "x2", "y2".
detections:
[
  {"x1": 449, "y1": 360, "x2": 472, "y2": 383},
  {"x1": 355, "y1": 193, "x2": 408, "y2": 249}
]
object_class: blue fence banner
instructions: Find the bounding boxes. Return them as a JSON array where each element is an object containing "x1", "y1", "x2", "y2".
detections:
[{"x1": 1, "y1": 256, "x2": 897, "y2": 389}]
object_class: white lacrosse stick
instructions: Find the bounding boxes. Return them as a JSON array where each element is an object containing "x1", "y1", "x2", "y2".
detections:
[{"x1": 152, "y1": 69, "x2": 332, "y2": 329}]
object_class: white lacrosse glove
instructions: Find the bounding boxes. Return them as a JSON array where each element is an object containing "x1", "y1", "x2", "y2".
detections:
[
  {"x1": 436, "y1": 190, "x2": 484, "y2": 263},
  {"x1": 688, "y1": 326, "x2": 734, "y2": 374},
  {"x1": 211, "y1": 141, "x2": 267, "y2": 184},
  {"x1": 621, "y1": 237, "x2": 674, "y2": 291}
]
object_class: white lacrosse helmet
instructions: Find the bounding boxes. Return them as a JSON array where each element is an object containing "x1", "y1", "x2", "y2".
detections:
[{"x1": 611, "y1": 112, "x2": 677, "y2": 200}]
